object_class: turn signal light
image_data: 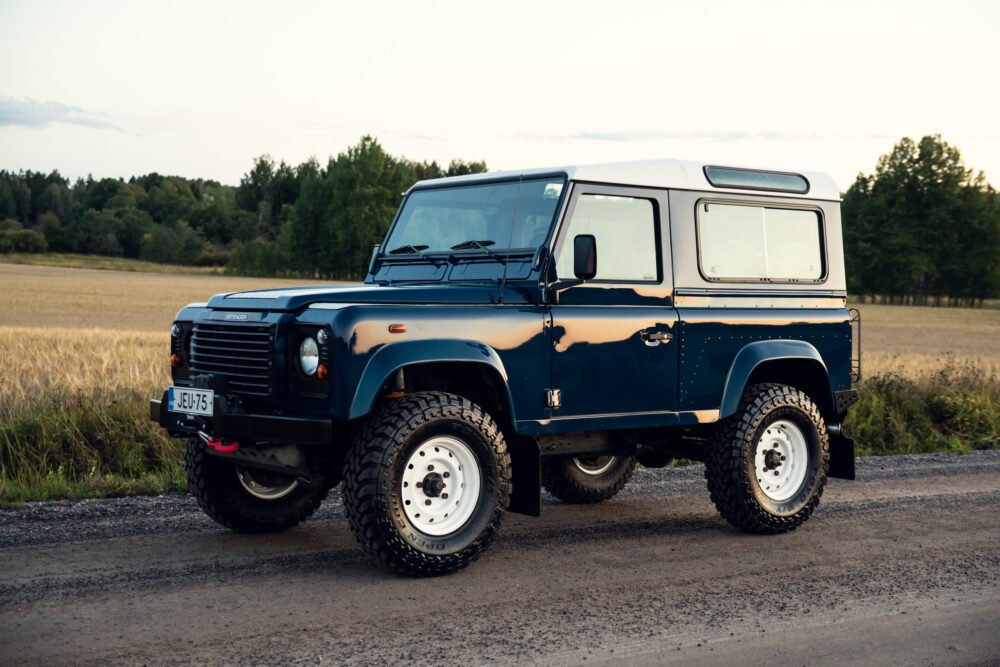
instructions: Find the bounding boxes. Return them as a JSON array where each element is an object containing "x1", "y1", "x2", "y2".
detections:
[
  {"x1": 170, "y1": 353, "x2": 183, "y2": 368},
  {"x1": 317, "y1": 363, "x2": 329, "y2": 380},
  {"x1": 388, "y1": 323, "x2": 407, "y2": 334}
]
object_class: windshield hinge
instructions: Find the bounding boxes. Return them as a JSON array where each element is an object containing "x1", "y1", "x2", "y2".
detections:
[{"x1": 546, "y1": 389, "x2": 562, "y2": 409}]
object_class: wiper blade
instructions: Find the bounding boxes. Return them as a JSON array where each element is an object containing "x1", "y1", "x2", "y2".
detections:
[
  {"x1": 450, "y1": 239, "x2": 496, "y2": 253},
  {"x1": 384, "y1": 244, "x2": 448, "y2": 265},
  {"x1": 387, "y1": 244, "x2": 431, "y2": 255}
]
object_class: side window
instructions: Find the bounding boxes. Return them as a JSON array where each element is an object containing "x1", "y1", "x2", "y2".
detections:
[
  {"x1": 556, "y1": 194, "x2": 659, "y2": 282},
  {"x1": 698, "y1": 202, "x2": 824, "y2": 281}
]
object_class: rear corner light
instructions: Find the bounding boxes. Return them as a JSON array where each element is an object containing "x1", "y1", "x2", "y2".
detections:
[
  {"x1": 170, "y1": 353, "x2": 184, "y2": 368},
  {"x1": 316, "y1": 363, "x2": 329, "y2": 380}
]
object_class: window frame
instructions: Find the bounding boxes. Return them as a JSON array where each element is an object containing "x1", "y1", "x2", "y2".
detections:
[
  {"x1": 554, "y1": 186, "x2": 664, "y2": 285},
  {"x1": 694, "y1": 198, "x2": 828, "y2": 284}
]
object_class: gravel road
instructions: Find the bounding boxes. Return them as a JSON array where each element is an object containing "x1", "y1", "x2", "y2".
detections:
[{"x1": 1, "y1": 451, "x2": 998, "y2": 666}]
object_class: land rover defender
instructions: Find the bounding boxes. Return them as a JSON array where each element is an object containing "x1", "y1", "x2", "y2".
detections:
[{"x1": 152, "y1": 159, "x2": 860, "y2": 576}]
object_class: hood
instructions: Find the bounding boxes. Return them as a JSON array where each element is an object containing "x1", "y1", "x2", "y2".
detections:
[{"x1": 206, "y1": 283, "x2": 535, "y2": 311}]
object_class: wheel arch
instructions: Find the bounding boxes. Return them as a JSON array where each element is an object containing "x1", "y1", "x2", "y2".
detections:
[
  {"x1": 349, "y1": 339, "x2": 513, "y2": 419},
  {"x1": 720, "y1": 340, "x2": 836, "y2": 421}
]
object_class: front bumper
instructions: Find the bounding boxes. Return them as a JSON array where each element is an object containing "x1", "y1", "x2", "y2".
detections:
[{"x1": 150, "y1": 392, "x2": 333, "y2": 445}]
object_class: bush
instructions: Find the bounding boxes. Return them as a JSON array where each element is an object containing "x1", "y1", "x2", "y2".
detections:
[
  {"x1": 0, "y1": 229, "x2": 48, "y2": 253},
  {"x1": 846, "y1": 362, "x2": 1000, "y2": 454}
]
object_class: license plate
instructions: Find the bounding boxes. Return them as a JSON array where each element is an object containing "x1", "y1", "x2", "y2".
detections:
[{"x1": 168, "y1": 387, "x2": 214, "y2": 417}]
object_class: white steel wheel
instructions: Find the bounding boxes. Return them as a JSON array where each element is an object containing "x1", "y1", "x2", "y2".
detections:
[
  {"x1": 572, "y1": 455, "x2": 618, "y2": 476},
  {"x1": 754, "y1": 420, "x2": 809, "y2": 502},
  {"x1": 236, "y1": 466, "x2": 299, "y2": 501},
  {"x1": 400, "y1": 436, "x2": 482, "y2": 537}
]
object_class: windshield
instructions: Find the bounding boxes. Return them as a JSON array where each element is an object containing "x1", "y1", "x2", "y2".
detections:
[{"x1": 384, "y1": 177, "x2": 565, "y2": 255}]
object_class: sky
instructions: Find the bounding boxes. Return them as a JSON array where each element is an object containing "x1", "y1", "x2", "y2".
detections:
[{"x1": 1, "y1": 0, "x2": 998, "y2": 191}]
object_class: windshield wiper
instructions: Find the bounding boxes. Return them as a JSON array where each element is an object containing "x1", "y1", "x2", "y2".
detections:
[
  {"x1": 387, "y1": 244, "x2": 430, "y2": 255},
  {"x1": 450, "y1": 239, "x2": 501, "y2": 261},
  {"x1": 385, "y1": 244, "x2": 448, "y2": 265}
]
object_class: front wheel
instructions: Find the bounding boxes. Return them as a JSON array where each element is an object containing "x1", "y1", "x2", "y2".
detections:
[
  {"x1": 541, "y1": 454, "x2": 636, "y2": 504},
  {"x1": 185, "y1": 439, "x2": 331, "y2": 533},
  {"x1": 343, "y1": 392, "x2": 511, "y2": 577},
  {"x1": 705, "y1": 383, "x2": 829, "y2": 534}
]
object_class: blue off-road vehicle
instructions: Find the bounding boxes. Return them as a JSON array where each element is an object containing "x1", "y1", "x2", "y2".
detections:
[{"x1": 152, "y1": 159, "x2": 860, "y2": 576}]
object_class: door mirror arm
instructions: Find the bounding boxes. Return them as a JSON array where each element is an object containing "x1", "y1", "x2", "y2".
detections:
[{"x1": 542, "y1": 235, "x2": 598, "y2": 302}]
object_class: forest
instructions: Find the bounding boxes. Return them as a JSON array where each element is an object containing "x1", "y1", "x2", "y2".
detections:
[
  {"x1": 1, "y1": 134, "x2": 998, "y2": 301},
  {"x1": 0, "y1": 136, "x2": 486, "y2": 280}
]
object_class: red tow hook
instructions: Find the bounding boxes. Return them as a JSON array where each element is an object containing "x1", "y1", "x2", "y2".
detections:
[{"x1": 198, "y1": 431, "x2": 240, "y2": 454}]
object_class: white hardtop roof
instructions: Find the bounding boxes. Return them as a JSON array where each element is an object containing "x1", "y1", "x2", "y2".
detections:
[{"x1": 411, "y1": 158, "x2": 840, "y2": 201}]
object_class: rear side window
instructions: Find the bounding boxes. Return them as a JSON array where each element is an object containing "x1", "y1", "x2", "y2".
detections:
[
  {"x1": 556, "y1": 194, "x2": 659, "y2": 282},
  {"x1": 697, "y1": 202, "x2": 824, "y2": 282}
]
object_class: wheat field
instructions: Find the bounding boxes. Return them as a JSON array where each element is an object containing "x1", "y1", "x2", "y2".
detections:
[
  {"x1": 0, "y1": 262, "x2": 331, "y2": 331},
  {"x1": 0, "y1": 260, "x2": 997, "y2": 502}
]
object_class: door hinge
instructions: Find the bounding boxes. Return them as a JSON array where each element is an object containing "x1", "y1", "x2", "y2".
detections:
[{"x1": 546, "y1": 389, "x2": 562, "y2": 408}]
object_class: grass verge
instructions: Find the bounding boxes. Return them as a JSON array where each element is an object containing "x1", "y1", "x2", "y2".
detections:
[
  {"x1": 846, "y1": 362, "x2": 999, "y2": 455},
  {"x1": 0, "y1": 327, "x2": 182, "y2": 505}
]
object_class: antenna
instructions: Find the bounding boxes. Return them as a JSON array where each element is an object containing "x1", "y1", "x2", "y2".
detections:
[{"x1": 497, "y1": 175, "x2": 522, "y2": 305}]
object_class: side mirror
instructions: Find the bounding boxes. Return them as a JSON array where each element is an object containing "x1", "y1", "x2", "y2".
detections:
[{"x1": 573, "y1": 234, "x2": 597, "y2": 280}]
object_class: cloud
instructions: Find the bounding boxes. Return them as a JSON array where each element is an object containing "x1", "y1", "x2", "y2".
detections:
[{"x1": 0, "y1": 97, "x2": 121, "y2": 131}]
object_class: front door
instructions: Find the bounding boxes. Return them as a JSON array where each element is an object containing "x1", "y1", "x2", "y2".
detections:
[{"x1": 547, "y1": 184, "x2": 678, "y2": 420}]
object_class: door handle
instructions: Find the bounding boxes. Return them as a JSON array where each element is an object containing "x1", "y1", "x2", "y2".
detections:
[{"x1": 641, "y1": 330, "x2": 673, "y2": 347}]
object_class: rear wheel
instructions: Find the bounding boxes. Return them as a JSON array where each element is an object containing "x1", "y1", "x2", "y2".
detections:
[
  {"x1": 705, "y1": 383, "x2": 829, "y2": 534},
  {"x1": 185, "y1": 439, "x2": 331, "y2": 533},
  {"x1": 541, "y1": 454, "x2": 636, "y2": 503},
  {"x1": 343, "y1": 392, "x2": 511, "y2": 577}
]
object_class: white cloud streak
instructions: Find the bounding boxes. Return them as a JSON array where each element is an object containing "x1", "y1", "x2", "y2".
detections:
[{"x1": 0, "y1": 97, "x2": 121, "y2": 132}]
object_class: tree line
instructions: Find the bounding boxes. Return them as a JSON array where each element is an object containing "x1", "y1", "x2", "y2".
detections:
[
  {"x1": 1, "y1": 134, "x2": 998, "y2": 302},
  {"x1": 843, "y1": 135, "x2": 1000, "y2": 306},
  {"x1": 0, "y1": 135, "x2": 485, "y2": 278}
]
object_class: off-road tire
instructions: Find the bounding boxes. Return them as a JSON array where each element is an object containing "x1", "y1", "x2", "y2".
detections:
[
  {"x1": 343, "y1": 392, "x2": 512, "y2": 577},
  {"x1": 541, "y1": 455, "x2": 637, "y2": 504},
  {"x1": 705, "y1": 383, "x2": 829, "y2": 534},
  {"x1": 185, "y1": 438, "x2": 330, "y2": 533}
]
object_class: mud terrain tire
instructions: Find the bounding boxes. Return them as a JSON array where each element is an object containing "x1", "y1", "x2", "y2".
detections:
[
  {"x1": 185, "y1": 439, "x2": 330, "y2": 533},
  {"x1": 705, "y1": 383, "x2": 829, "y2": 534},
  {"x1": 542, "y1": 455, "x2": 637, "y2": 504},
  {"x1": 343, "y1": 392, "x2": 511, "y2": 577}
]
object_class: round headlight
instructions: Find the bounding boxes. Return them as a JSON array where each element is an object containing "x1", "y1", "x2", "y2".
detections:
[
  {"x1": 171, "y1": 323, "x2": 182, "y2": 338},
  {"x1": 299, "y1": 337, "x2": 319, "y2": 376}
]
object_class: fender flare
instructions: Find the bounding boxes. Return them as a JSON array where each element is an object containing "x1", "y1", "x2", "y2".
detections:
[
  {"x1": 719, "y1": 340, "x2": 834, "y2": 419},
  {"x1": 348, "y1": 339, "x2": 514, "y2": 421}
]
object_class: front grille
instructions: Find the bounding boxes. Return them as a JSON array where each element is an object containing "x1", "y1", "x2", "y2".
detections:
[{"x1": 189, "y1": 323, "x2": 274, "y2": 396}]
